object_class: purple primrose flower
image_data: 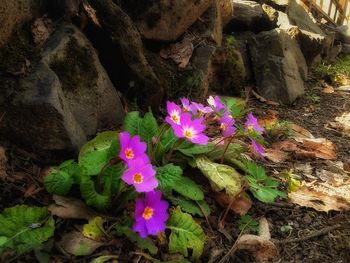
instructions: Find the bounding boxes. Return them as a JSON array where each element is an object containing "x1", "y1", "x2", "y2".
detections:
[
  {"x1": 180, "y1": 97, "x2": 195, "y2": 113},
  {"x1": 192, "y1": 102, "x2": 213, "y2": 114},
  {"x1": 207, "y1": 95, "x2": 225, "y2": 112},
  {"x1": 133, "y1": 191, "x2": 169, "y2": 238},
  {"x1": 250, "y1": 139, "x2": 265, "y2": 158},
  {"x1": 121, "y1": 158, "x2": 158, "y2": 192},
  {"x1": 165, "y1": 101, "x2": 182, "y2": 126},
  {"x1": 119, "y1": 132, "x2": 148, "y2": 164},
  {"x1": 218, "y1": 113, "x2": 235, "y2": 137},
  {"x1": 244, "y1": 113, "x2": 264, "y2": 134},
  {"x1": 172, "y1": 113, "x2": 208, "y2": 145}
]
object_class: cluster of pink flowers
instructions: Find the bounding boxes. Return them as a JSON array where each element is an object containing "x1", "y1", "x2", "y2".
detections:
[
  {"x1": 166, "y1": 96, "x2": 265, "y2": 157},
  {"x1": 119, "y1": 132, "x2": 168, "y2": 238}
]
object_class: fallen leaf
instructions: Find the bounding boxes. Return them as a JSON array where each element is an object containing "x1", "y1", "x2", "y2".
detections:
[
  {"x1": 294, "y1": 163, "x2": 315, "y2": 179},
  {"x1": 344, "y1": 159, "x2": 350, "y2": 173},
  {"x1": 258, "y1": 110, "x2": 278, "y2": 128},
  {"x1": 31, "y1": 16, "x2": 54, "y2": 46},
  {"x1": 49, "y1": 195, "x2": 99, "y2": 220},
  {"x1": 322, "y1": 83, "x2": 334, "y2": 93},
  {"x1": 83, "y1": 217, "x2": 105, "y2": 241},
  {"x1": 24, "y1": 184, "x2": 41, "y2": 198},
  {"x1": 337, "y1": 85, "x2": 350, "y2": 92},
  {"x1": 334, "y1": 112, "x2": 350, "y2": 136},
  {"x1": 160, "y1": 38, "x2": 194, "y2": 68},
  {"x1": 57, "y1": 230, "x2": 105, "y2": 256},
  {"x1": 299, "y1": 138, "x2": 337, "y2": 160},
  {"x1": 214, "y1": 192, "x2": 252, "y2": 215},
  {"x1": 288, "y1": 123, "x2": 314, "y2": 138},
  {"x1": 271, "y1": 140, "x2": 298, "y2": 152},
  {"x1": 251, "y1": 90, "x2": 280, "y2": 106},
  {"x1": 82, "y1": 2, "x2": 101, "y2": 27},
  {"x1": 236, "y1": 217, "x2": 278, "y2": 262},
  {"x1": 288, "y1": 181, "x2": 350, "y2": 212},
  {"x1": 264, "y1": 148, "x2": 289, "y2": 163}
]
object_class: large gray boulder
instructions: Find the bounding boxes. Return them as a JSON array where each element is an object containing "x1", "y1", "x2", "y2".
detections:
[
  {"x1": 227, "y1": 0, "x2": 268, "y2": 31},
  {"x1": 249, "y1": 29, "x2": 307, "y2": 104},
  {"x1": 0, "y1": 24, "x2": 124, "y2": 153}
]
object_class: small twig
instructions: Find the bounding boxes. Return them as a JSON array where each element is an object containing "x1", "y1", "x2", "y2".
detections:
[{"x1": 275, "y1": 224, "x2": 342, "y2": 244}]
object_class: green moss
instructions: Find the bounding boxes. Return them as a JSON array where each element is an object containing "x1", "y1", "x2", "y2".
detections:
[
  {"x1": 314, "y1": 54, "x2": 350, "y2": 84},
  {"x1": 50, "y1": 38, "x2": 98, "y2": 91},
  {"x1": 169, "y1": 69, "x2": 204, "y2": 99}
]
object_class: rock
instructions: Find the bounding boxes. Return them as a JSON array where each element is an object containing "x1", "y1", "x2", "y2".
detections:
[
  {"x1": 88, "y1": 0, "x2": 163, "y2": 110},
  {"x1": 249, "y1": 29, "x2": 307, "y2": 104},
  {"x1": 342, "y1": 43, "x2": 350, "y2": 54},
  {"x1": 134, "y1": 0, "x2": 212, "y2": 41},
  {"x1": 266, "y1": 0, "x2": 289, "y2": 11},
  {"x1": 235, "y1": 32, "x2": 256, "y2": 82},
  {"x1": 262, "y1": 4, "x2": 278, "y2": 27},
  {"x1": 227, "y1": 0, "x2": 266, "y2": 31},
  {"x1": 221, "y1": 0, "x2": 234, "y2": 27},
  {"x1": 336, "y1": 25, "x2": 350, "y2": 44},
  {"x1": 276, "y1": 10, "x2": 290, "y2": 28},
  {"x1": 0, "y1": 0, "x2": 41, "y2": 48},
  {"x1": 287, "y1": 0, "x2": 324, "y2": 36},
  {"x1": 285, "y1": 26, "x2": 325, "y2": 67},
  {"x1": 0, "y1": 24, "x2": 124, "y2": 153},
  {"x1": 210, "y1": 40, "x2": 246, "y2": 95}
]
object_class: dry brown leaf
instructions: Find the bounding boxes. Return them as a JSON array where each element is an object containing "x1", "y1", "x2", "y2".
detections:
[
  {"x1": 344, "y1": 159, "x2": 350, "y2": 173},
  {"x1": 322, "y1": 83, "x2": 334, "y2": 93},
  {"x1": 288, "y1": 180, "x2": 350, "y2": 212},
  {"x1": 337, "y1": 85, "x2": 350, "y2": 92},
  {"x1": 24, "y1": 184, "x2": 41, "y2": 198},
  {"x1": 271, "y1": 140, "x2": 298, "y2": 152},
  {"x1": 236, "y1": 217, "x2": 278, "y2": 262},
  {"x1": 251, "y1": 90, "x2": 280, "y2": 106},
  {"x1": 214, "y1": 192, "x2": 252, "y2": 215},
  {"x1": 160, "y1": 38, "x2": 194, "y2": 68},
  {"x1": 57, "y1": 230, "x2": 105, "y2": 256},
  {"x1": 82, "y1": 2, "x2": 101, "y2": 27},
  {"x1": 334, "y1": 112, "x2": 350, "y2": 135},
  {"x1": 288, "y1": 123, "x2": 314, "y2": 138},
  {"x1": 49, "y1": 195, "x2": 99, "y2": 220},
  {"x1": 300, "y1": 138, "x2": 337, "y2": 160},
  {"x1": 31, "y1": 16, "x2": 54, "y2": 46},
  {"x1": 258, "y1": 110, "x2": 278, "y2": 127},
  {"x1": 264, "y1": 148, "x2": 289, "y2": 163}
]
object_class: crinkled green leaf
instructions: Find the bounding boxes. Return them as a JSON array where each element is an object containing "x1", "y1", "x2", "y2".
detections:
[
  {"x1": 156, "y1": 164, "x2": 204, "y2": 200},
  {"x1": 140, "y1": 111, "x2": 159, "y2": 152},
  {"x1": 155, "y1": 128, "x2": 177, "y2": 164},
  {"x1": 177, "y1": 143, "x2": 215, "y2": 158},
  {"x1": 238, "y1": 215, "x2": 259, "y2": 233},
  {"x1": 0, "y1": 205, "x2": 55, "y2": 254},
  {"x1": 101, "y1": 163, "x2": 124, "y2": 197},
  {"x1": 194, "y1": 156, "x2": 241, "y2": 198},
  {"x1": 82, "y1": 216, "x2": 105, "y2": 240},
  {"x1": 167, "y1": 208, "x2": 206, "y2": 260},
  {"x1": 78, "y1": 131, "x2": 119, "y2": 175},
  {"x1": 44, "y1": 169, "x2": 73, "y2": 195},
  {"x1": 116, "y1": 225, "x2": 158, "y2": 255},
  {"x1": 123, "y1": 111, "x2": 142, "y2": 136},
  {"x1": 168, "y1": 196, "x2": 210, "y2": 217},
  {"x1": 206, "y1": 143, "x2": 243, "y2": 161},
  {"x1": 80, "y1": 176, "x2": 109, "y2": 210}
]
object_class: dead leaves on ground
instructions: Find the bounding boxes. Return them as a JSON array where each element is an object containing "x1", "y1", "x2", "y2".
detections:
[
  {"x1": 160, "y1": 38, "x2": 194, "y2": 68},
  {"x1": 214, "y1": 192, "x2": 252, "y2": 215},
  {"x1": 327, "y1": 111, "x2": 350, "y2": 136}
]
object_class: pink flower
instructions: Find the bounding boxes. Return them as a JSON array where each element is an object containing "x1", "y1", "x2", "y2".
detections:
[
  {"x1": 244, "y1": 113, "x2": 264, "y2": 134},
  {"x1": 133, "y1": 191, "x2": 169, "y2": 238},
  {"x1": 119, "y1": 132, "x2": 148, "y2": 164},
  {"x1": 165, "y1": 101, "x2": 182, "y2": 127},
  {"x1": 172, "y1": 113, "x2": 208, "y2": 145},
  {"x1": 192, "y1": 102, "x2": 213, "y2": 114},
  {"x1": 218, "y1": 113, "x2": 235, "y2": 137},
  {"x1": 121, "y1": 158, "x2": 158, "y2": 192},
  {"x1": 250, "y1": 139, "x2": 265, "y2": 158},
  {"x1": 207, "y1": 95, "x2": 225, "y2": 112},
  {"x1": 180, "y1": 97, "x2": 195, "y2": 112}
]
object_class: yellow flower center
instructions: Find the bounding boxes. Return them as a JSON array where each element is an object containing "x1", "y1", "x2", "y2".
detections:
[
  {"x1": 183, "y1": 127, "x2": 194, "y2": 139},
  {"x1": 133, "y1": 173, "x2": 143, "y2": 184},
  {"x1": 171, "y1": 111, "x2": 180, "y2": 124},
  {"x1": 142, "y1": 207, "x2": 154, "y2": 220},
  {"x1": 220, "y1": 123, "x2": 227, "y2": 130},
  {"x1": 125, "y1": 148, "x2": 134, "y2": 159}
]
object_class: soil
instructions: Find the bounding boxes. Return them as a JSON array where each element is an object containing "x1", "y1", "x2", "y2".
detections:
[{"x1": 1, "y1": 79, "x2": 349, "y2": 262}]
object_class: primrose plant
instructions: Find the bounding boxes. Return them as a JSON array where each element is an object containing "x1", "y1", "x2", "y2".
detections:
[{"x1": 43, "y1": 95, "x2": 285, "y2": 260}]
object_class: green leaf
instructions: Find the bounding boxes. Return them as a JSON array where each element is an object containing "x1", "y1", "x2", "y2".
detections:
[
  {"x1": 206, "y1": 143, "x2": 243, "y2": 161},
  {"x1": 107, "y1": 139, "x2": 120, "y2": 160},
  {"x1": 44, "y1": 169, "x2": 73, "y2": 195},
  {"x1": 0, "y1": 205, "x2": 55, "y2": 254},
  {"x1": 0, "y1": 236, "x2": 9, "y2": 246},
  {"x1": 238, "y1": 215, "x2": 259, "y2": 233},
  {"x1": 177, "y1": 143, "x2": 214, "y2": 158},
  {"x1": 101, "y1": 164, "x2": 124, "y2": 197},
  {"x1": 155, "y1": 128, "x2": 177, "y2": 163},
  {"x1": 167, "y1": 208, "x2": 206, "y2": 260},
  {"x1": 168, "y1": 196, "x2": 210, "y2": 217},
  {"x1": 140, "y1": 111, "x2": 159, "y2": 151},
  {"x1": 194, "y1": 156, "x2": 241, "y2": 198},
  {"x1": 80, "y1": 176, "x2": 109, "y2": 210},
  {"x1": 79, "y1": 131, "x2": 119, "y2": 175},
  {"x1": 82, "y1": 217, "x2": 105, "y2": 240},
  {"x1": 123, "y1": 111, "x2": 142, "y2": 136},
  {"x1": 91, "y1": 255, "x2": 119, "y2": 263},
  {"x1": 116, "y1": 225, "x2": 158, "y2": 255},
  {"x1": 156, "y1": 164, "x2": 204, "y2": 200}
]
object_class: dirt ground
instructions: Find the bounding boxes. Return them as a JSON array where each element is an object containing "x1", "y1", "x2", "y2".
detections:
[{"x1": 1, "y1": 80, "x2": 349, "y2": 263}]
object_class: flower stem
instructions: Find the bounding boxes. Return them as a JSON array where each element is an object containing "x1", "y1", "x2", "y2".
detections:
[{"x1": 151, "y1": 124, "x2": 169, "y2": 164}]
